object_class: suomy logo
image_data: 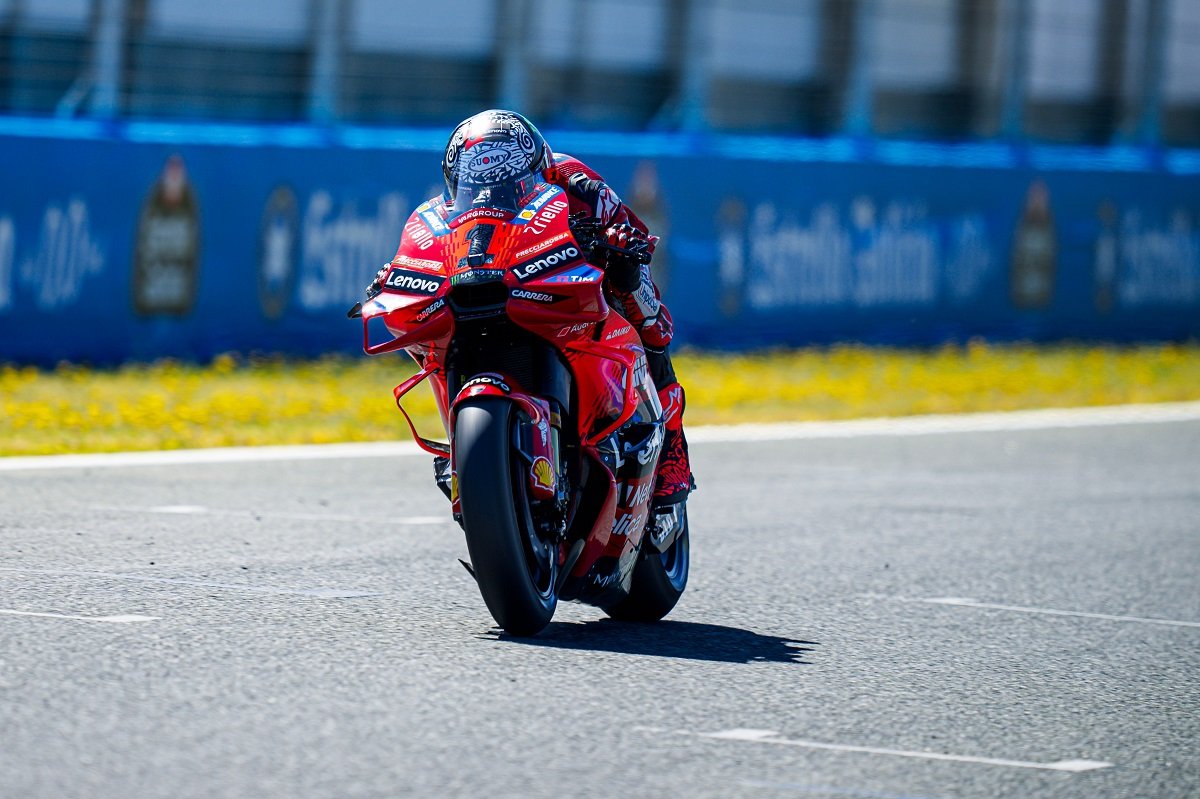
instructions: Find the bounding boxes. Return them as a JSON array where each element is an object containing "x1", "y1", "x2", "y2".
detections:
[
  {"x1": 384, "y1": 268, "x2": 443, "y2": 295},
  {"x1": 513, "y1": 244, "x2": 580, "y2": 282}
]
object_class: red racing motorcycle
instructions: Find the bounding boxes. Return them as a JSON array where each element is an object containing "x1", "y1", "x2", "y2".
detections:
[{"x1": 350, "y1": 179, "x2": 689, "y2": 636}]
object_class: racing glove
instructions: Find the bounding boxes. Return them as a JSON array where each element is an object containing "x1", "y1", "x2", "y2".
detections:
[
  {"x1": 602, "y1": 223, "x2": 656, "y2": 292},
  {"x1": 365, "y1": 263, "x2": 391, "y2": 299}
]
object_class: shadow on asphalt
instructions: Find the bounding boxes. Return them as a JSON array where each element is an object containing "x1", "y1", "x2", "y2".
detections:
[{"x1": 485, "y1": 619, "x2": 817, "y2": 664}]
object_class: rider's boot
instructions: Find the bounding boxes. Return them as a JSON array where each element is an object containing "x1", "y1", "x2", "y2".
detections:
[
  {"x1": 640, "y1": 343, "x2": 694, "y2": 508},
  {"x1": 606, "y1": 264, "x2": 694, "y2": 508},
  {"x1": 653, "y1": 375, "x2": 695, "y2": 508}
]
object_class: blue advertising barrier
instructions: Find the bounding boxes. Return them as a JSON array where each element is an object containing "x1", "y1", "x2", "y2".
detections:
[{"x1": 0, "y1": 118, "x2": 1197, "y2": 364}]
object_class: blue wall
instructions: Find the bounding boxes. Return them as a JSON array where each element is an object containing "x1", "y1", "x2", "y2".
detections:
[{"x1": 1, "y1": 119, "x2": 1197, "y2": 364}]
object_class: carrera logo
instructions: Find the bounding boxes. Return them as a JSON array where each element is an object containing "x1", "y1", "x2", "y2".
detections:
[
  {"x1": 511, "y1": 288, "x2": 558, "y2": 303},
  {"x1": 513, "y1": 231, "x2": 570, "y2": 260},
  {"x1": 414, "y1": 297, "x2": 445, "y2": 321},
  {"x1": 513, "y1": 245, "x2": 580, "y2": 282},
  {"x1": 384, "y1": 268, "x2": 444, "y2": 295}
]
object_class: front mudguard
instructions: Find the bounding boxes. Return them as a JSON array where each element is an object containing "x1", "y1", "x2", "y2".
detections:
[{"x1": 447, "y1": 374, "x2": 559, "y2": 513}]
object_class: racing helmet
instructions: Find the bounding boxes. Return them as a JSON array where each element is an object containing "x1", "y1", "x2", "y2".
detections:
[{"x1": 442, "y1": 110, "x2": 551, "y2": 206}]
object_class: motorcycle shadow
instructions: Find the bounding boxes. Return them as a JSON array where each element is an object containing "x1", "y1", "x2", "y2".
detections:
[{"x1": 484, "y1": 619, "x2": 817, "y2": 664}]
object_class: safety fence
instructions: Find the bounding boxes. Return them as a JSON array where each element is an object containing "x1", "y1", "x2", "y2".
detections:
[{"x1": 0, "y1": 119, "x2": 1197, "y2": 364}]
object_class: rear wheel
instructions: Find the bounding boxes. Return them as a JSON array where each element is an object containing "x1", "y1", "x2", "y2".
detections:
[
  {"x1": 604, "y1": 507, "x2": 690, "y2": 622},
  {"x1": 455, "y1": 398, "x2": 558, "y2": 636}
]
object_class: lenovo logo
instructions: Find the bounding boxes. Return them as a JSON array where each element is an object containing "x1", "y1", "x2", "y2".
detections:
[
  {"x1": 384, "y1": 268, "x2": 444, "y2": 295},
  {"x1": 513, "y1": 245, "x2": 581, "y2": 282}
]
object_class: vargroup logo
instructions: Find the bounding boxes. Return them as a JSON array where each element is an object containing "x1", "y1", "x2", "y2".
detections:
[
  {"x1": 454, "y1": 207, "x2": 509, "y2": 225},
  {"x1": 133, "y1": 154, "x2": 200, "y2": 316},
  {"x1": 258, "y1": 186, "x2": 299, "y2": 321},
  {"x1": 513, "y1": 244, "x2": 580, "y2": 282},
  {"x1": 384, "y1": 268, "x2": 443, "y2": 295}
]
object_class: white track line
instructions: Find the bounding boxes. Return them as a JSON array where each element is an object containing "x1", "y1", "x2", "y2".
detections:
[
  {"x1": 90, "y1": 505, "x2": 448, "y2": 526},
  {"x1": 1, "y1": 401, "x2": 1197, "y2": 472},
  {"x1": 638, "y1": 727, "x2": 1112, "y2": 774},
  {"x1": 687, "y1": 400, "x2": 1200, "y2": 443},
  {"x1": 0, "y1": 440, "x2": 423, "y2": 472},
  {"x1": 881, "y1": 595, "x2": 1200, "y2": 629},
  {"x1": 0, "y1": 567, "x2": 381, "y2": 599},
  {"x1": 0, "y1": 609, "x2": 157, "y2": 623}
]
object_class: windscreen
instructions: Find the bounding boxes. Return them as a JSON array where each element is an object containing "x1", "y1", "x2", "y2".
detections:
[
  {"x1": 445, "y1": 132, "x2": 544, "y2": 222},
  {"x1": 446, "y1": 170, "x2": 542, "y2": 222}
]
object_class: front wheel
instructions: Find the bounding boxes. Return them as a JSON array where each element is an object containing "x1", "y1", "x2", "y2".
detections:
[
  {"x1": 456, "y1": 397, "x2": 557, "y2": 636},
  {"x1": 604, "y1": 507, "x2": 690, "y2": 622}
]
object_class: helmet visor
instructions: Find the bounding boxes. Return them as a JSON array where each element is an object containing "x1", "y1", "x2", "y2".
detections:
[{"x1": 447, "y1": 165, "x2": 541, "y2": 221}]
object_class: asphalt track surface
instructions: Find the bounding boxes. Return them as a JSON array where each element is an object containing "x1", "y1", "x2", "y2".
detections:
[{"x1": 2, "y1": 408, "x2": 1198, "y2": 798}]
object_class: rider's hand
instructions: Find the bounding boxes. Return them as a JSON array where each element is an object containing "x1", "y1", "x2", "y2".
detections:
[
  {"x1": 603, "y1": 224, "x2": 654, "y2": 291},
  {"x1": 365, "y1": 263, "x2": 391, "y2": 299}
]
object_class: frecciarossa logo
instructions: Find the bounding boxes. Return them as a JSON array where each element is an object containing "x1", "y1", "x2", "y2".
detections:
[
  {"x1": 384, "y1": 267, "x2": 444, "y2": 295},
  {"x1": 513, "y1": 244, "x2": 580, "y2": 282}
]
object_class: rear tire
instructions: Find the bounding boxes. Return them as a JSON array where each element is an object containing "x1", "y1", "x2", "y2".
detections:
[
  {"x1": 604, "y1": 507, "x2": 690, "y2": 622},
  {"x1": 456, "y1": 398, "x2": 557, "y2": 636}
]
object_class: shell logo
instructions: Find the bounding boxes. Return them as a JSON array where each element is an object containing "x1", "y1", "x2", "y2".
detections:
[
  {"x1": 531, "y1": 457, "x2": 555, "y2": 492},
  {"x1": 450, "y1": 472, "x2": 459, "y2": 503}
]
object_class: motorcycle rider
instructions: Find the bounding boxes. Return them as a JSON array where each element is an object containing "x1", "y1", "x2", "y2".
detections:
[{"x1": 375, "y1": 109, "x2": 694, "y2": 509}]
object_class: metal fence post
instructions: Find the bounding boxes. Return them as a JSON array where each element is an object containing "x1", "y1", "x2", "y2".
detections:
[
  {"x1": 308, "y1": 0, "x2": 342, "y2": 123},
  {"x1": 678, "y1": 0, "x2": 711, "y2": 131},
  {"x1": 87, "y1": 0, "x2": 128, "y2": 118},
  {"x1": 998, "y1": 0, "x2": 1029, "y2": 139},
  {"x1": 842, "y1": 0, "x2": 877, "y2": 137},
  {"x1": 497, "y1": 0, "x2": 530, "y2": 112},
  {"x1": 1133, "y1": 0, "x2": 1166, "y2": 145}
]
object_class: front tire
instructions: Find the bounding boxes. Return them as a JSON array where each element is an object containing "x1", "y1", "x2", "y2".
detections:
[
  {"x1": 456, "y1": 397, "x2": 557, "y2": 636},
  {"x1": 604, "y1": 507, "x2": 690, "y2": 622}
]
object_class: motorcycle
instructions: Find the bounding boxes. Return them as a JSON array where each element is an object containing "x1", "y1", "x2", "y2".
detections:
[{"x1": 349, "y1": 181, "x2": 689, "y2": 636}]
